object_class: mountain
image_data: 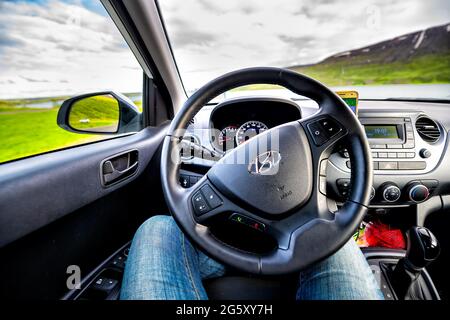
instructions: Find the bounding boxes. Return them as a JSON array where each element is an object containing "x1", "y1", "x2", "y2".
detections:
[{"x1": 289, "y1": 23, "x2": 450, "y2": 86}]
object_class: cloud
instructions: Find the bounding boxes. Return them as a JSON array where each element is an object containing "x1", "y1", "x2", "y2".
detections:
[
  {"x1": 0, "y1": 33, "x2": 25, "y2": 48},
  {"x1": 1, "y1": 0, "x2": 449, "y2": 98},
  {"x1": 20, "y1": 76, "x2": 49, "y2": 83},
  {"x1": 0, "y1": 0, "x2": 142, "y2": 99},
  {"x1": 159, "y1": 0, "x2": 450, "y2": 91}
]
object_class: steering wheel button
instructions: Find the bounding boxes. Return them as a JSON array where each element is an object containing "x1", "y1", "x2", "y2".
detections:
[
  {"x1": 200, "y1": 185, "x2": 223, "y2": 209},
  {"x1": 307, "y1": 122, "x2": 328, "y2": 146},
  {"x1": 192, "y1": 192, "x2": 210, "y2": 215},
  {"x1": 230, "y1": 214, "x2": 266, "y2": 232},
  {"x1": 318, "y1": 118, "x2": 341, "y2": 137}
]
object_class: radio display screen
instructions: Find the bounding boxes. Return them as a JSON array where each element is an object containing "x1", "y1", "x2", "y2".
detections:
[{"x1": 364, "y1": 125, "x2": 399, "y2": 139}]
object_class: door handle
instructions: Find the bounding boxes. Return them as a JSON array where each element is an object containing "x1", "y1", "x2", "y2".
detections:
[{"x1": 101, "y1": 150, "x2": 139, "y2": 186}]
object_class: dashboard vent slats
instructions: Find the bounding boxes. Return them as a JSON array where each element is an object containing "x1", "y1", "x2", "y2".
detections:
[{"x1": 415, "y1": 116, "x2": 441, "y2": 143}]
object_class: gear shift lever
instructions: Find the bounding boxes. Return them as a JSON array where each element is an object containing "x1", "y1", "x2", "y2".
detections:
[{"x1": 391, "y1": 227, "x2": 440, "y2": 299}]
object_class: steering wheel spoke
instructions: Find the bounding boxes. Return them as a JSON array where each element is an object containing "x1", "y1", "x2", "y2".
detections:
[{"x1": 185, "y1": 175, "x2": 239, "y2": 224}]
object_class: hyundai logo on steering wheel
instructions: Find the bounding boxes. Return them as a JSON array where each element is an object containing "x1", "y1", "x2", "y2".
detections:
[{"x1": 248, "y1": 151, "x2": 282, "y2": 175}]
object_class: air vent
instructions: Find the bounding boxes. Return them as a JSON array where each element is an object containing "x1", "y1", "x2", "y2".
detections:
[{"x1": 415, "y1": 116, "x2": 441, "y2": 143}]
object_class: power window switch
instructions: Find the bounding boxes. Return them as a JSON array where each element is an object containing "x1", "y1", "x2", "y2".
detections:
[{"x1": 93, "y1": 277, "x2": 118, "y2": 291}]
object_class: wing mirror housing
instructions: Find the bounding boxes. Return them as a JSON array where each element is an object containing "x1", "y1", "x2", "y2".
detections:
[{"x1": 57, "y1": 91, "x2": 141, "y2": 135}]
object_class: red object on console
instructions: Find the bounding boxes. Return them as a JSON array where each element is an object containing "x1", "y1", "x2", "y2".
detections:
[{"x1": 364, "y1": 221, "x2": 406, "y2": 249}]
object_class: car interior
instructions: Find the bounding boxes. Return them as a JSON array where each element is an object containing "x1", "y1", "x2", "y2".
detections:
[{"x1": 0, "y1": 0, "x2": 449, "y2": 301}]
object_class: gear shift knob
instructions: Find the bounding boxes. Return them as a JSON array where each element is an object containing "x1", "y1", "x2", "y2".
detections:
[
  {"x1": 404, "y1": 226, "x2": 440, "y2": 270},
  {"x1": 391, "y1": 227, "x2": 440, "y2": 300}
]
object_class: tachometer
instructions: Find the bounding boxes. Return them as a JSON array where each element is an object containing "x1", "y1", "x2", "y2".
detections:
[
  {"x1": 236, "y1": 121, "x2": 268, "y2": 145},
  {"x1": 218, "y1": 126, "x2": 237, "y2": 152}
]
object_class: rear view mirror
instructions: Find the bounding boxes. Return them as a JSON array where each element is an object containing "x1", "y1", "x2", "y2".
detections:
[{"x1": 57, "y1": 91, "x2": 141, "y2": 135}]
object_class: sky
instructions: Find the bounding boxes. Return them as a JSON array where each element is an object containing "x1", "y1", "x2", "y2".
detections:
[
  {"x1": 0, "y1": 0, "x2": 142, "y2": 99},
  {"x1": 159, "y1": 0, "x2": 450, "y2": 92},
  {"x1": 0, "y1": 0, "x2": 449, "y2": 99}
]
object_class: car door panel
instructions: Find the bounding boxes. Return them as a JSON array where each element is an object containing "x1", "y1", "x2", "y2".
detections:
[
  {"x1": 0, "y1": 124, "x2": 169, "y2": 299},
  {"x1": 0, "y1": 125, "x2": 168, "y2": 248}
]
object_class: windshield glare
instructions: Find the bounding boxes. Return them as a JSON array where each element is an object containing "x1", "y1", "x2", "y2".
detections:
[{"x1": 159, "y1": 0, "x2": 450, "y2": 100}]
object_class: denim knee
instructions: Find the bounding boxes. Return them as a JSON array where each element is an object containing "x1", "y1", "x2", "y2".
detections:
[{"x1": 133, "y1": 215, "x2": 182, "y2": 250}]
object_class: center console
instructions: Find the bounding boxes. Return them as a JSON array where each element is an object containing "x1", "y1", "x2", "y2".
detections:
[{"x1": 327, "y1": 111, "x2": 447, "y2": 206}]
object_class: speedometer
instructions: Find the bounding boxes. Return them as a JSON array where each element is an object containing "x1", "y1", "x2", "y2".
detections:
[{"x1": 236, "y1": 121, "x2": 269, "y2": 145}]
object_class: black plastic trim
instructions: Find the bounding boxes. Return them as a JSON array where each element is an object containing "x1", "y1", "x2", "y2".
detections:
[{"x1": 0, "y1": 125, "x2": 168, "y2": 248}]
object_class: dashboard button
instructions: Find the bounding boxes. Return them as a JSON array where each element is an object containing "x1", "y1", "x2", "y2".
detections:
[
  {"x1": 419, "y1": 148, "x2": 431, "y2": 158},
  {"x1": 378, "y1": 152, "x2": 388, "y2": 158},
  {"x1": 189, "y1": 176, "x2": 199, "y2": 186},
  {"x1": 373, "y1": 161, "x2": 379, "y2": 170},
  {"x1": 421, "y1": 180, "x2": 439, "y2": 188},
  {"x1": 372, "y1": 152, "x2": 378, "y2": 158},
  {"x1": 398, "y1": 161, "x2": 426, "y2": 170},
  {"x1": 180, "y1": 175, "x2": 190, "y2": 188},
  {"x1": 408, "y1": 184, "x2": 429, "y2": 203},
  {"x1": 370, "y1": 144, "x2": 386, "y2": 149},
  {"x1": 387, "y1": 144, "x2": 401, "y2": 149},
  {"x1": 388, "y1": 152, "x2": 397, "y2": 158},
  {"x1": 381, "y1": 183, "x2": 401, "y2": 202},
  {"x1": 397, "y1": 152, "x2": 406, "y2": 158},
  {"x1": 406, "y1": 152, "x2": 415, "y2": 158},
  {"x1": 379, "y1": 161, "x2": 398, "y2": 170},
  {"x1": 370, "y1": 186, "x2": 376, "y2": 200},
  {"x1": 403, "y1": 142, "x2": 415, "y2": 149}
]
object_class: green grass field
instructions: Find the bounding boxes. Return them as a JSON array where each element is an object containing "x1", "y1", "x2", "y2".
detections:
[
  {"x1": 292, "y1": 53, "x2": 450, "y2": 86},
  {"x1": 0, "y1": 95, "x2": 142, "y2": 164},
  {"x1": 234, "y1": 53, "x2": 450, "y2": 91},
  {"x1": 0, "y1": 107, "x2": 102, "y2": 163},
  {"x1": 69, "y1": 95, "x2": 120, "y2": 130}
]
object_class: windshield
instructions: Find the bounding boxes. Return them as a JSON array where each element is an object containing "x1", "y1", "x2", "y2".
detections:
[{"x1": 159, "y1": 0, "x2": 450, "y2": 100}]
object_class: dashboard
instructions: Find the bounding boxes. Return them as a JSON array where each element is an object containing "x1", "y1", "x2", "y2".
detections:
[
  {"x1": 208, "y1": 98, "x2": 301, "y2": 153},
  {"x1": 180, "y1": 96, "x2": 450, "y2": 208}
]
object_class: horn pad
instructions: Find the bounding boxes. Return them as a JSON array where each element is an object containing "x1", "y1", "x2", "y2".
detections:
[{"x1": 207, "y1": 121, "x2": 313, "y2": 216}]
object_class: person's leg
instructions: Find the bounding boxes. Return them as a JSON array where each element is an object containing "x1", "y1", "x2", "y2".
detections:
[
  {"x1": 120, "y1": 215, "x2": 226, "y2": 300},
  {"x1": 297, "y1": 239, "x2": 384, "y2": 300}
]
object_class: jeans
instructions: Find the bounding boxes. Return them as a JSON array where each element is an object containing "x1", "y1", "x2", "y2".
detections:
[{"x1": 120, "y1": 215, "x2": 383, "y2": 300}]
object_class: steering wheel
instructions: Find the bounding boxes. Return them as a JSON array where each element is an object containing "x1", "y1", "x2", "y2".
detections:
[{"x1": 161, "y1": 67, "x2": 372, "y2": 275}]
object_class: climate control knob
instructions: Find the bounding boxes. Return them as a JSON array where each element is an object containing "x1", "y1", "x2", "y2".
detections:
[
  {"x1": 381, "y1": 183, "x2": 401, "y2": 202},
  {"x1": 408, "y1": 183, "x2": 430, "y2": 203}
]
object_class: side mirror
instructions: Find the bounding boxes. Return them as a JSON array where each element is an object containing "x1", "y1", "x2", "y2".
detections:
[{"x1": 57, "y1": 91, "x2": 141, "y2": 135}]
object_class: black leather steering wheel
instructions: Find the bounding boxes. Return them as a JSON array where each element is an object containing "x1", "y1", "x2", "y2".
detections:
[{"x1": 161, "y1": 67, "x2": 372, "y2": 275}]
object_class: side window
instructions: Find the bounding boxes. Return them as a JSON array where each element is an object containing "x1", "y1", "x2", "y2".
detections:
[{"x1": 0, "y1": 1, "x2": 144, "y2": 164}]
